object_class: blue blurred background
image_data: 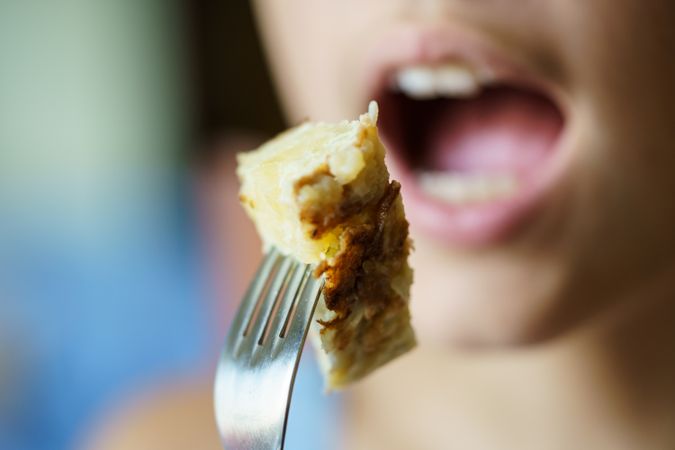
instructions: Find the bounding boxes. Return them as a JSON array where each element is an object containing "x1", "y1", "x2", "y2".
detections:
[{"x1": 0, "y1": 2, "x2": 337, "y2": 449}]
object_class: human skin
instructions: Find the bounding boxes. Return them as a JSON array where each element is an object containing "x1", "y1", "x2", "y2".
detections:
[
  {"x1": 251, "y1": 1, "x2": 675, "y2": 448},
  {"x1": 251, "y1": 0, "x2": 675, "y2": 346}
]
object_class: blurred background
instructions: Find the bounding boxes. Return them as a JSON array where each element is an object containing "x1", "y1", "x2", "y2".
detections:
[{"x1": 0, "y1": 1, "x2": 338, "y2": 449}]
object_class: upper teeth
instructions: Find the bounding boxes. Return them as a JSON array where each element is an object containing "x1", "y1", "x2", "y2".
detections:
[
  {"x1": 393, "y1": 63, "x2": 489, "y2": 100},
  {"x1": 418, "y1": 172, "x2": 520, "y2": 205}
]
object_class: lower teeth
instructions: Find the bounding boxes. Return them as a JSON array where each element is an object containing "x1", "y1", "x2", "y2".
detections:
[{"x1": 417, "y1": 172, "x2": 520, "y2": 205}]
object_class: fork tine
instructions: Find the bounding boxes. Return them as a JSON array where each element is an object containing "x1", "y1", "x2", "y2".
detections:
[
  {"x1": 284, "y1": 272, "x2": 324, "y2": 344},
  {"x1": 246, "y1": 255, "x2": 296, "y2": 345},
  {"x1": 266, "y1": 263, "x2": 312, "y2": 345},
  {"x1": 226, "y1": 248, "x2": 280, "y2": 344}
]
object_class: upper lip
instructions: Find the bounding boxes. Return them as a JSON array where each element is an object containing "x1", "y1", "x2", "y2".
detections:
[{"x1": 363, "y1": 24, "x2": 569, "y2": 116}]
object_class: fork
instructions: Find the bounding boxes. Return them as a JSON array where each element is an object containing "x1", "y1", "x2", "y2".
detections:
[{"x1": 214, "y1": 247, "x2": 325, "y2": 450}]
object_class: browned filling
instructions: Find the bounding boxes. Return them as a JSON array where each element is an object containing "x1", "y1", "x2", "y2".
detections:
[
  {"x1": 310, "y1": 181, "x2": 411, "y2": 353},
  {"x1": 294, "y1": 165, "x2": 374, "y2": 239}
]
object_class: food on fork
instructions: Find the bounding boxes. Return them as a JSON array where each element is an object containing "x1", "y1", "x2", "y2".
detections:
[{"x1": 237, "y1": 101, "x2": 415, "y2": 389}]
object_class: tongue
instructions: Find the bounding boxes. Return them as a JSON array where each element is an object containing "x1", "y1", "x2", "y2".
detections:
[{"x1": 422, "y1": 87, "x2": 563, "y2": 176}]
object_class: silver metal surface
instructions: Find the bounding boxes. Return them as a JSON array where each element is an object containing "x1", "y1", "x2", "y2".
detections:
[{"x1": 214, "y1": 248, "x2": 324, "y2": 449}]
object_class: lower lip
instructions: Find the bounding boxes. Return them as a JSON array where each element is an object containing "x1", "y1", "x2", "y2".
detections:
[{"x1": 386, "y1": 148, "x2": 565, "y2": 246}]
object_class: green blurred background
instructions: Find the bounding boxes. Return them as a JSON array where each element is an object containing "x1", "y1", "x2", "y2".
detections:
[{"x1": 0, "y1": 2, "x2": 332, "y2": 450}]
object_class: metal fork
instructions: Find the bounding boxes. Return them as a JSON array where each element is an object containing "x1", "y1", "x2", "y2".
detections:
[{"x1": 214, "y1": 247, "x2": 325, "y2": 450}]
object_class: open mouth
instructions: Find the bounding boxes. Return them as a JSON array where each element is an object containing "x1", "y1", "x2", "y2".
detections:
[{"x1": 373, "y1": 59, "x2": 566, "y2": 245}]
